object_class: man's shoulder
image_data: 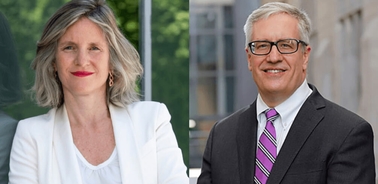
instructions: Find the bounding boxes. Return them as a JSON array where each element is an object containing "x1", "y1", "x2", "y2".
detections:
[
  {"x1": 306, "y1": 87, "x2": 368, "y2": 129},
  {"x1": 214, "y1": 105, "x2": 253, "y2": 129},
  {"x1": 0, "y1": 111, "x2": 18, "y2": 126},
  {"x1": 0, "y1": 111, "x2": 18, "y2": 136},
  {"x1": 323, "y1": 98, "x2": 367, "y2": 124},
  {"x1": 307, "y1": 84, "x2": 366, "y2": 125}
]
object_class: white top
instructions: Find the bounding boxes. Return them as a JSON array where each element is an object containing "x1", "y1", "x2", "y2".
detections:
[
  {"x1": 256, "y1": 79, "x2": 313, "y2": 153},
  {"x1": 75, "y1": 146, "x2": 122, "y2": 184}
]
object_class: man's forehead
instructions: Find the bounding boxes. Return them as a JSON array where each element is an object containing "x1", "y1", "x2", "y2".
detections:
[{"x1": 251, "y1": 13, "x2": 300, "y2": 40}]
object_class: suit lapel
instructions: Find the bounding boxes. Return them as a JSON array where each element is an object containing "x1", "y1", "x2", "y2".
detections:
[
  {"x1": 109, "y1": 104, "x2": 144, "y2": 184},
  {"x1": 53, "y1": 105, "x2": 83, "y2": 183},
  {"x1": 236, "y1": 103, "x2": 258, "y2": 183},
  {"x1": 267, "y1": 86, "x2": 326, "y2": 184}
]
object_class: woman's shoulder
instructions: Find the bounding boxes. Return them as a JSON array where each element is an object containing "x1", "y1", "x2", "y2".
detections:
[
  {"x1": 17, "y1": 108, "x2": 57, "y2": 129},
  {"x1": 133, "y1": 101, "x2": 170, "y2": 118},
  {"x1": 111, "y1": 101, "x2": 170, "y2": 123},
  {"x1": 126, "y1": 101, "x2": 169, "y2": 114}
]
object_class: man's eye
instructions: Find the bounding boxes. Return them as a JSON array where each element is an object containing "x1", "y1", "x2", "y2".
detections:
[
  {"x1": 280, "y1": 43, "x2": 294, "y2": 49},
  {"x1": 281, "y1": 44, "x2": 290, "y2": 48},
  {"x1": 256, "y1": 43, "x2": 269, "y2": 49}
]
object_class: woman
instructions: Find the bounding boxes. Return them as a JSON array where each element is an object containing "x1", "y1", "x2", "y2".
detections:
[{"x1": 8, "y1": 0, "x2": 188, "y2": 183}]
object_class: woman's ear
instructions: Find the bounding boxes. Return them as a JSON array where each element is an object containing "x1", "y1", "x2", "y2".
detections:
[{"x1": 52, "y1": 62, "x2": 57, "y2": 71}]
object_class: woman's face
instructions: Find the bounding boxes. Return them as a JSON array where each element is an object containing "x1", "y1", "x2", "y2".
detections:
[{"x1": 55, "y1": 17, "x2": 110, "y2": 99}]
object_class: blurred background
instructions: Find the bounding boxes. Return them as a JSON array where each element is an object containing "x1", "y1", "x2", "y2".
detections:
[
  {"x1": 0, "y1": 0, "x2": 189, "y2": 172},
  {"x1": 189, "y1": 0, "x2": 378, "y2": 183}
]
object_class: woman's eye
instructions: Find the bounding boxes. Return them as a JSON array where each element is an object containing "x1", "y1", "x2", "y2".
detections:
[
  {"x1": 90, "y1": 46, "x2": 100, "y2": 50},
  {"x1": 64, "y1": 46, "x2": 73, "y2": 50}
]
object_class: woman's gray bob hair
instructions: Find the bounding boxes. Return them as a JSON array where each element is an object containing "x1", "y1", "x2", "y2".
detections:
[{"x1": 32, "y1": 0, "x2": 143, "y2": 108}]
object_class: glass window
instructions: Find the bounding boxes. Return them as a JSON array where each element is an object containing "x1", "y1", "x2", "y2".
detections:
[
  {"x1": 223, "y1": 6, "x2": 233, "y2": 29},
  {"x1": 197, "y1": 35, "x2": 217, "y2": 71},
  {"x1": 196, "y1": 77, "x2": 217, "y2": 116},
  {"x1": 226, "y1": 76, "x2": 234, "y2": 113},
  {"x1": 224, "y1": 34, "x2": 234, "y2": 70},
  {"x1": 195, "y1": 11, "x2": 216, "y2": 29}
]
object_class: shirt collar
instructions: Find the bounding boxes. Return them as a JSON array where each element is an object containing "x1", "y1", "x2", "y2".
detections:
[{"x1": 257, "y1": 79, "x2": 313, "y2": 127}]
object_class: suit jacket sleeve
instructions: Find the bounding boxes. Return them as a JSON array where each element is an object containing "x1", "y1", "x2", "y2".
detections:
[
  {"x1": 197, "y1": 122, "x2": 216, "y2": 184},
  {"x1": 8, "y1": 120, "x2": 38, "y2": 184},
  {"x1": 327, "y1": 121, "x2": 375, "y2": 183},
  {"x1": 155, "y1": 103, "x2": 189, "y2": 184},
  {"x1": 0, "y1": 115, "x2": 18, "y2": 184}
]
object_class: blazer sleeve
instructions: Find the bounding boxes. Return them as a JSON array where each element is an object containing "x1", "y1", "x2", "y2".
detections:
[
  {"x1": 8, "y1": 120, "x2": 38, "y2": 184},
  {"x1": 155, "y1": 103, "x2": 189, "y2": 184},
  {"x1": 327, "y1": 121, "x2": 375, "y2": 183}
]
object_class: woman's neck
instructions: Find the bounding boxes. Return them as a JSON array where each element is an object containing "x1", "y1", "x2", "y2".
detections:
[{"x1": 63, "y1": 94, "x2": 110, "y2": 128}]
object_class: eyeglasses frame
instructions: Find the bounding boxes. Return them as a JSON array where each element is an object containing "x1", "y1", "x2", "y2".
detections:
[{"x1": 248, "y1": 39, "x2": 308, "y2": 56}]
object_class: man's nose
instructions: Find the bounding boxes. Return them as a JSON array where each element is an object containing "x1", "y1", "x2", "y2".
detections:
[{"x1": 267, "y1": 45, "x2": 282, "y2": 62}]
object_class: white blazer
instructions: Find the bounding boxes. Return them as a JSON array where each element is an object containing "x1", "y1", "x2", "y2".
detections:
[{"x1": 9, "y1": 101, "x2": 188, "y2": 184}]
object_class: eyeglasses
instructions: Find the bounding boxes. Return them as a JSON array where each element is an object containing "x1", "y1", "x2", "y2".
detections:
[{"x1": 248, "y1": 39, "x2": 308, "y2": 55}]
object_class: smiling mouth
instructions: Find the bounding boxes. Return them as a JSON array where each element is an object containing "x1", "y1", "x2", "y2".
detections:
[
  {"x1": 264, "y1": 69, "x2": 285, "y2": 73},
  {"x1": 71, "y1": 71, "x2": 94, "y2": 77}
]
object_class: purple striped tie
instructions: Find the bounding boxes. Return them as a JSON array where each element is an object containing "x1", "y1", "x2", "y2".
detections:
[{"x1": 254, "y1": 108, "x2": 279, "y2": 184}]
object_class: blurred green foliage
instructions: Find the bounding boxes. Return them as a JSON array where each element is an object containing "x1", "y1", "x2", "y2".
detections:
[
  {"x1": 107, "y1": 0, "x2": 139, "y2": 49},
  {"x1": 150, "y1": 0, "x2": 189, "y2": 168},
  {"x1": 1, "y1": 0, "x2": 189, "y2": 169}
]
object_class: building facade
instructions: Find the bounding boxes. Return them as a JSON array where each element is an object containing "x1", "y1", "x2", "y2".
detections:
[{"x1": 189, "y1": 0, "x2": 260, "y2": 168}]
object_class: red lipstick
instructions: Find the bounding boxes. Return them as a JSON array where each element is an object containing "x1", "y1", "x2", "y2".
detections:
[{"x1": 71, "y1": 71, "x2": 94, "y2": 77}]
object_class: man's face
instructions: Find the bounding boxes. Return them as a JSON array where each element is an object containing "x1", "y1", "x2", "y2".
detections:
[{"x1": 245, "y1": 13, "x2": 311, "y2": 106}]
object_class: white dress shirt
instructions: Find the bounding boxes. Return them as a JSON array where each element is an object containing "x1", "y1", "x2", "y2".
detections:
[{"x1": 256, "y1": 79, "x2": 312, "y2": 153}]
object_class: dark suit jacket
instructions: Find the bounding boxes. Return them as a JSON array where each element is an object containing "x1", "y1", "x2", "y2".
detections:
[
  {"x1": 0, "y1": 111, "x2": 18, "y2": 184},
  {"x1": 197, "y1": 84, "x2": 375, "y2": 184},
  {"x1": 0, "y1": 11, "x2": 20, "y2": 184}
]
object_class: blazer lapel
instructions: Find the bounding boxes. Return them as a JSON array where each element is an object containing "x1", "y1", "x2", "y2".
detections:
[
  {"x1": 109, "y1": 104, "x2": 144, "y2": 184},
  {"x1": 267, "y1": 85, "x2": 326, "y2": 184},
  {"x1": 53, "y1": 105, "x2": 83, "y2": 183},
  {"x1": 236, "y1": 103, "x2": 258, "y2": 183}
]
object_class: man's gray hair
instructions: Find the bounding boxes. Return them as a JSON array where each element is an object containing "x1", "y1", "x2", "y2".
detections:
[{"x1": 243, "y1": 2, "x2": 311, "y2": 47}]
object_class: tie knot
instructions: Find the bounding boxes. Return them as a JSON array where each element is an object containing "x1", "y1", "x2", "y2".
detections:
[{"x1": 265, "y1": 108, "x2": 279, "y2": 122}]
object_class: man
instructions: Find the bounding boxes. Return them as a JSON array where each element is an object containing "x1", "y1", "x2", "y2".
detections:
[
  {"x1": 0, "y1": 113, "x2": 18, "y2": 184},
  {"x1": 197, "y1": 2, "x2": 375, "y2": 184},
  {"x1": 0, "y1": 12, "x2": 21, "y2": 183}
]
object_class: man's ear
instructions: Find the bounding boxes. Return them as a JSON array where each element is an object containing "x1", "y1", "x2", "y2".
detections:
[
  {"x1": 246, "y1": 48, "x2": 253, "y2": 71},
  {"x1": 302, "y1": 45, "x2": 311, "y2": 71}
]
